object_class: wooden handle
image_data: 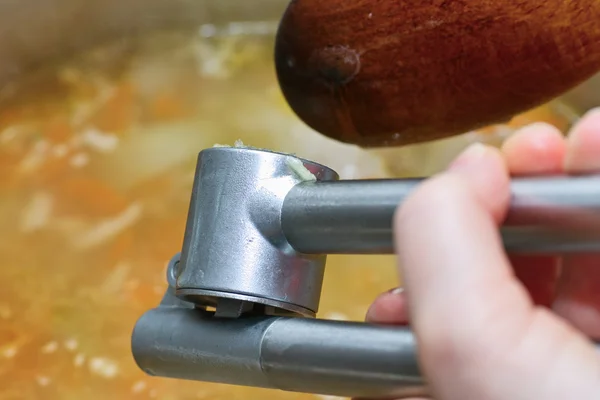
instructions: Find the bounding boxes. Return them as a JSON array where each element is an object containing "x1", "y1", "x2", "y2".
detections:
[{"x1": 275, "y1": 0, "x2": 600, "y2": 147}]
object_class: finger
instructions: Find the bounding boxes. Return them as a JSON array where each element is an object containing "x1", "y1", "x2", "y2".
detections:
[
  {"x1": 445, "y1": 143, "x2": 511, "y2": 223},
  {"x1": 396, "y1": 143, "x2": 530, "y2": 364},
  {"x1": 366, "y1": 126, "x2": 568, "y2": 326},
  {"x1": 395, "y1": 143, "x2": 600, "y2": 399},
  {"x1": 365, "y1": 288, "x2": 409, "y2": 325},
  {"x1": 366, "y1": 123, "x2": 567, "y2": 324},
  {"x1": 501, "y1": 122, "x2": 566, "y2": 307},
  {"x1": 564, "y1": 107, "x2": 600, "y2": 174},
  {"x1": 554, "y1": 107, "x2": 600, "y2": 339},
  {"x1": 501, "y1": 122, "x2": 566, "y2": 176}
]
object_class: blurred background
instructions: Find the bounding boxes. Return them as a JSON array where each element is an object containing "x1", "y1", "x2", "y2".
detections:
[{"x1": 0, "y1": 0, "x2": 598, "y2": 399}]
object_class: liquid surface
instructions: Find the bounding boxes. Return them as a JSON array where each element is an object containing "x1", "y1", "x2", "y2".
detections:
[{"x1": 0, "y1": 25, "x2": 577, "y2": 400}]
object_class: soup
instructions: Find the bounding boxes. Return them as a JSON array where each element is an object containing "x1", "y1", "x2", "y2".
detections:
[{"x1": 0, "y1": 23, "x2": 578, "y2": 400}]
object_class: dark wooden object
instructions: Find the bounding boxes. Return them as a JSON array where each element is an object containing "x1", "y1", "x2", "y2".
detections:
[{"x1": 275, "y1": 0, "x2": 600, "y2": 147}]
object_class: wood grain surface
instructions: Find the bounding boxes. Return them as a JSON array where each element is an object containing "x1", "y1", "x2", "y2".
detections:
[{"x1": 275, "y1": 0, "x2": 600, "y2": 147}]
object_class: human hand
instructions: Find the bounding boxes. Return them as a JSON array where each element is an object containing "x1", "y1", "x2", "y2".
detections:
[{"x1": 367, "y1": 109, "x2": 600, "y2": 399}]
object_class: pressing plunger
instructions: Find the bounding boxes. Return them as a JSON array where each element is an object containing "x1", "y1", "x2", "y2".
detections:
[{"x1": 275, "y1": 0, "x2": 600, "y2": 147}]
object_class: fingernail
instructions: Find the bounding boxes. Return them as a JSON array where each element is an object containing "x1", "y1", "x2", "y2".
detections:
[
  {"x1": 447, "y1": 143, "x2": 490, "y2": 172},
  {"x1": 513, "y1": 122, "x2": 563, "y2": 142},
  {"x1": 446, "y1": 142, "x2": 511, "y2": 218},
  {"x1": 564, "y1": 107, "x2": 600, "y2": 173},
  {"x1": 390, "y1": 287, "x2": 404, "y2": 295},
  {"x1": 582, "y1": 106, "x2": 600, "y2": 119}
]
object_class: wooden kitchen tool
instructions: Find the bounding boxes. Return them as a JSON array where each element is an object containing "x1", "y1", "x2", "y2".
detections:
[{"x1": 275, "y1": 0, "x2": 600, "y2": 147}]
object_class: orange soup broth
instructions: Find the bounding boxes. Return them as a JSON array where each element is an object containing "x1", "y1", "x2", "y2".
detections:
[{"x1": 0, "y1": 29, "x2": 578, "y2": 400}]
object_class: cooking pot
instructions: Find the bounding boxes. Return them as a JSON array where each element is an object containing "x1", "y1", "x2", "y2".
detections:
[
  {"x1": 0, "y1": 0, "x2": 287, "y2": 87},
  {"x1": 1, "y1": 0, "x2": 599, "y2": 115},
  {"x1": 1, "y1": 2, "x2": 599, "y2": 400}
]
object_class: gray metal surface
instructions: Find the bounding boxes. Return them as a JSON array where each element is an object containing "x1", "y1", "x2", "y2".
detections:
[
  {"x1": 132, "y1": 289, "x2": 600, "y2": 399},
  {"x1": 176, "y1": 147, "x2": 338, "y2": 317},
  {"x1": 132, "y1": 292, "x2": 428, "y2": 399},
  {"x1": 133, "y1": 302, "x2": 272, "y2": 388},
  {"x1": 282, "y1": 176, "x2": 600, "y2": 254},
  {"x1": 134, "y1": 146, "x2": 600, "y2": 399},
  {"x1": 261, "y1": 317, "x2": 425, "y2": 398}
]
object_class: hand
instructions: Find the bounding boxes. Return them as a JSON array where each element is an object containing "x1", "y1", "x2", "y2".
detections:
[{"x1": 367, "y1": 109, "x2": 600, "y2": 399}]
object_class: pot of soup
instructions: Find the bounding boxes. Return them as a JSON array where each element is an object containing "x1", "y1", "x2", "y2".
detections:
[{"x1": 0, "y1": 1, "x2": 597, "y2": 399}]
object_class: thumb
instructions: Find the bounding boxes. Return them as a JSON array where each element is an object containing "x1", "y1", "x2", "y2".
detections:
[{"x1": 394, "y1": 144, "x2": 600, "y2": 400}]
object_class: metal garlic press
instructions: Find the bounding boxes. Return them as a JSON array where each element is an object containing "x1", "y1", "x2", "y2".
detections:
[{"x1": 131, "y1": 146, "x2": 600, "y2": 399}]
